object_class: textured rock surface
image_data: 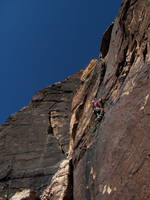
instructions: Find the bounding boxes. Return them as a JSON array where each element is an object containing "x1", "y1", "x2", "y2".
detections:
[
  {"x1": 40, "y1": 159, "x2": 72, "y2": 200},
  {"x1": 0, "y1": 72, "x2": 82, "y2": 199},
  {"x1": 71, "y1": 0, "x2": 150, "y2": 199},
  {"x1": 10, "y1": 189, "x2": 37, "y2": 200},
  {"x1": 0, "y1": 0, "x2": 150, "y2": 199}
]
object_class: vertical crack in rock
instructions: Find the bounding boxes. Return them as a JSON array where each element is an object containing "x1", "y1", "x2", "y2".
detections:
[
  {"x1": 143, "y1": 43, "x2": 148, "y2": 61},
  {"x1": 1, "y1": 0, "x2": 150, "y2": 199},
  {"x1": 40, "y1": 159, "x2": 73, "y2": 200},
  {"x1": 47, "y1": 103, "x2": 65, "y2": 156},
  {"x1": 0, "y1": 71, "x2": 82, "y2": 198},
  {"x1": 72, "y1": 0, "x2": 150, "y2": 200},
  {"x1": 62, "y1": 159, "x2": 74, "y2": 200},
  {"x1": 68, "y1": 60, "x2": 106, "y2": 168},
  {"x1": 100, "y1": 24, "x2": 114, "y2": 58}
]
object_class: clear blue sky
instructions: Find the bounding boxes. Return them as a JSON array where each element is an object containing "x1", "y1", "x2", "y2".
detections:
[{"x1": 0, "y1": 0, "x2": 122, "y2": 124}]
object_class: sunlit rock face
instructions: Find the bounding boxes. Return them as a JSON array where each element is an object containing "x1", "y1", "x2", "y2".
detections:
[
  {"x1": 0, "y1": 0, "x2": 150, "y2": 199},
  {"x1": 71, "y1": 0, "x2": 150, "y2": 199},
  {"x1": 10, "y1": 189, "x2": 37, "y2": 200}
]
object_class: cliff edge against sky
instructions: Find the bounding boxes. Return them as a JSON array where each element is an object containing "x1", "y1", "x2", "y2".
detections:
[{"x1": 0, "y1": 0, "x2": 150, "y2": 199}]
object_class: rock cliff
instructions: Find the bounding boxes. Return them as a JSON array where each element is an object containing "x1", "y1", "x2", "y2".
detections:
[{"x1": 0, "y1": 0, "x2": 150, "y2": 199}]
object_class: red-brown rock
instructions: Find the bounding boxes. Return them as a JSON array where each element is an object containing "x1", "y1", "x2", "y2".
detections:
[
  {"x1": 71, "y1": 0, "x2": 150, "y2": 199},
  {"x1": 0, "y1": 0, "x2": 150, "y2": 199}
]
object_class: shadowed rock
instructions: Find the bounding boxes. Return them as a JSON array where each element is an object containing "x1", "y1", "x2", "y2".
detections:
[{"x1": 0, "y1": 0, "x2": 150, "y2": 199}]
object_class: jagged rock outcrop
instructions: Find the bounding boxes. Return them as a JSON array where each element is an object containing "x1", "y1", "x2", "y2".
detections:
[{"x1": 0, "y1": 0, "x2": 150, "y2": 199}]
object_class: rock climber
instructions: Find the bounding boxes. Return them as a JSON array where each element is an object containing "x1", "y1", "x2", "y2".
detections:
[{"x1": 92, "y1": 98, "x2": 104, "y2": 121}]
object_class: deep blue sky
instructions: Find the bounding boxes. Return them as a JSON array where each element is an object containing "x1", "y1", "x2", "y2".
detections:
[{"x1": 0, "y1": 0, "x2": 122, "y2": 124}]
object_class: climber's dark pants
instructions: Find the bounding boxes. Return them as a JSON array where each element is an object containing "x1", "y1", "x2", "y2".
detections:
[{"x1": 94, "y1": 107, "x2": 104, "y2": 119}]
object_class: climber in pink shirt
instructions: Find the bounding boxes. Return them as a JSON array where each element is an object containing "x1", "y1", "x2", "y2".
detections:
[{"x1": 92, "y1": 98, "x2": 104, "y2": 120}]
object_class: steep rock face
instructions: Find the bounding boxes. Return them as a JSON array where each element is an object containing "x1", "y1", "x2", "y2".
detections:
[
  {"x1": 40, "y1": 59, "x2": 98, "y2": 200},
  {"x1": 40, "y1": 159, "x2": 72, "y2": 200},
  {"x1": 0, "y1": 72, "x2": 82, "y2": 199},
  {"x1": 0, "y1": 0, "x2": 150, "y2": 199},
  {"x1": 71, "y1": 0, "x2": 150, "y2": 199}
]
